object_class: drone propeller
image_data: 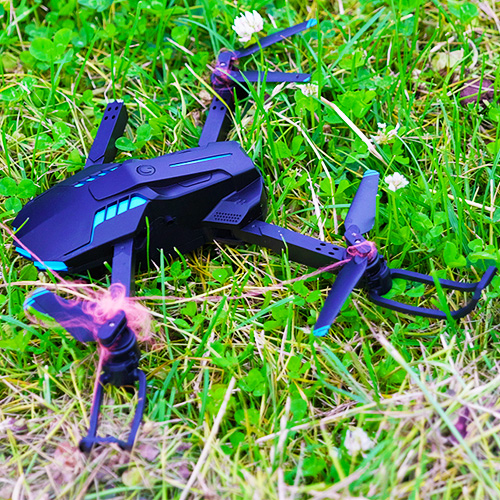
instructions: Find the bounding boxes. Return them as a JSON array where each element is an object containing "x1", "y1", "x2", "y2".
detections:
[
  {"x1": 344, "y1": 170, "x2": 379, "y2": 239},
  {"x1": 313, "y1": 171, "x2": 380, "y2": 336},
  {"x1": 227, "y1": 70, "x2": 311, "y2": 84},
  {"x1": 314, "y1": 256, "x2": 369, "y2": 337},
  {"x1": 233, "y1": 19, "x2": 317, "y2": 59},
  {"x1": 24, "y1": 288, "x2": 96, "y2": 343}
]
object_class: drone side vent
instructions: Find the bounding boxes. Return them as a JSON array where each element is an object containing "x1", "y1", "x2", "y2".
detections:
[
  {"x1": 203, "y1": 178, "x2": 265, "y2": 229},
  {"x1": 212, "y1": 211, "x2": 243, "y2": 224}
]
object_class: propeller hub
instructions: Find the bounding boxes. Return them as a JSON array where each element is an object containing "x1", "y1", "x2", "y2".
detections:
[
  {"x1": 364, "y1": 254, "x2": 392, "y2": 295},
  {"x1": 98, "y1": 311, "x2": 127, "y2": 347},
  {"x1": 97, "y1": 311, "x2": 141, "y2": 387},
  {"x1": 345, "y1": 225, "x2": 378, "y2": 262}
]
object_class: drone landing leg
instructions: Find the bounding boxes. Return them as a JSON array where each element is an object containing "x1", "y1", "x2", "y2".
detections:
[
  {"x1": 126, "y1": 369, "x2": 147, "y2": 449},
  {"x1": 369, "y1": 266, "x2": 497, "y2": 319},
  {"x1": 79, "y1": 375, "x2": 105, "y2": 453},
  {"x1": 85, "y1": 101, "x2": 128, "y2": 168},
  {"x1": 79, "y1": 368, "x2": 147, "y2": 453},
  {"x1": 79, "y1": 311, "x2": 146, "y2": 453}
]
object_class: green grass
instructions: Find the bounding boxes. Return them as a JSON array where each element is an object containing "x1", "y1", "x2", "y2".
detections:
[{"x1": 0, "y1": 0, "x2": 499, "y2": 499}]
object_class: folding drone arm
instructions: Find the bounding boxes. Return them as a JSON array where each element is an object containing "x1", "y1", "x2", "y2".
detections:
[
  {"x1": 226, "y1": 70, "x2": 312, "y2": 84},
  {"x1": 80, "y1": 238, "x2": 147, "y2": 452},
  {"x1": 111, "y1": 237, "x2": 136, "y2": 296},
  {"x1": 85, "y1": 101, "x2": 128, "y2": 168},
  {"x1": 26, "y1": 234, "x2": 145, "y2": 453},
  {"x1": 199, "y1": 20, "x2": 316, "y2": 147},
  {"x1": 199, "y1": 89, "x2": 235, "y2": 146},
  {"x1": 235, "y1": 219, "x2": 347, "y2": 268},
  {"x1": 233, "y1": 220, "x2": 497, "y2": 327}
]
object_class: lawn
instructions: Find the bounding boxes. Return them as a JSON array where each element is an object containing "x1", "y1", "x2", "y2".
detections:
[{"x1": 0, "y1": 0, "x2": 499, "y2": 499}]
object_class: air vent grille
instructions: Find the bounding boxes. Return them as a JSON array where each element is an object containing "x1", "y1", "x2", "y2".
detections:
[{"x1": 213, "y1": 211, "x2": 242, "y2": 223}]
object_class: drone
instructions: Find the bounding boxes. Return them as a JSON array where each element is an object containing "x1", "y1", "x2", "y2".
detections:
[{"x1": 14, "y1": 20, "x2": 496, "y2": 452}]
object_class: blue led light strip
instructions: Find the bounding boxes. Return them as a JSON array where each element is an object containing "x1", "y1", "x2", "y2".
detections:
[
  {"x1": 15, "y1": 246, "x2": 67, "y2": 272},
  {"x1": 74, "y1": 166, "x2": 118, "y2": 187},
  {"x1": 15, "y1": 195, "x2": 147, "y2": 272},
  {"x1": 92, "y1": 195, "x2": 147, "y2": 233},
  {"x1": 170, "y1": 153, "x2": 231, "y2": 168},
  {"x1": 34, "y1": 261, "x2": 68, "y2": 272}
]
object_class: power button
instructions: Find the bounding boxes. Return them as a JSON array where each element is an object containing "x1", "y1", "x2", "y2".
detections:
[{"x1": 137, "y1": 165, "x2": 155, "y2": 176}]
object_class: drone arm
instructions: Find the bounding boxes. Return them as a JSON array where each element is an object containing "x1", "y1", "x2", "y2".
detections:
[
  {"x1": 369, "y1": 266, "x2": 497, "y2": 319},
  {"x1": 235, "y1": 220, "x2": 346, "y2": 268},
  {"x1": 198, "y1": 95, "x2": 234, "y2": 147},
  {"x1": 111, "y1": 237, "x2": 136, "y2": 296},
  {"x1": 85, "y1": 101, "x2": 128, "y2": 168}
]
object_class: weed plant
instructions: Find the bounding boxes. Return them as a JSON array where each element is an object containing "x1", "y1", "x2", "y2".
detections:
[{"x1": 0, "y1": 0, "x2": 499, "y2": 499}]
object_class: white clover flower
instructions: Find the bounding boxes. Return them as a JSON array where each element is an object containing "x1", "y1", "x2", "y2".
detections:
[
  {"x1": 299, "y1": 83, "x2": 319, "y2": 97},
  {"x1": 232, "y1": 11, "x2": 264, "y2": 43},
  {"x1": 385, "y1": 172, "x2": 409, "y2": 192},
  {"x1": 373, "y1": 122, "x2": 399, "y2": 145},
  {"x1": 344, "y1": 427, "x2": 375, "y2": 456}
]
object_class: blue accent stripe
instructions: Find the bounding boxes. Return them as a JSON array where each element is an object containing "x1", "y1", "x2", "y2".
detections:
[
  {"x1": 31, "y1": 288, "x2": 50, "y2": 299},
  {"x1": 93, "y1": 209, "x2": 106, "y2": 229},
  {"x1": 16, "y1": 247, "x2": 32, "y2": 259},
  {"x1": 24, "y1": 299, "x2": 35, "y2": 309},
  {"x1": 313, "y1": 325, "x2": 330, "y2": 337},
  {"x1": 106, "y1": 204, "x2": 118, "y2": 220},
  {"x1": 303, "y1": 76, "x2": 311, "y2": 82},
  {"x1": 16, "y1": 247, "x2": 66, "y2": 273},
  {"x1": 170, "y1": 153, "x2": 231, "y2": 168},
  {"x1": 364, "y1": 170, "x2": 379, "y2": 177},
  {"x1": 24, "y1": 288, "x2": 50, "y2": 310},
  {"x1": 73, "y1": 165, "x2": 120, "y2": 187},
  {"x1": 91, "y1": 196, "x2": 147, "y2": 237},
  {"x1": 306, "y1": 19, "x2": 317, "y2": 28},
  {"x1": 129, "y1": 196, "x2": 147, "y2": 209},
  {"x1": 34, "y1": 261, "x2": 68, "y2": 272},
  {"x1": 117, "y1": 200, "x2": 129, "y2": 214}
]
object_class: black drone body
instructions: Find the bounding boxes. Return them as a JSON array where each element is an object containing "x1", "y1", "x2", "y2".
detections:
[
  {"x1": 15, "y1": 20, "x2": 496, "y2": 451},
  {"x1": 15, "y1": 139, "x2": 266, "y2": 283}
]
